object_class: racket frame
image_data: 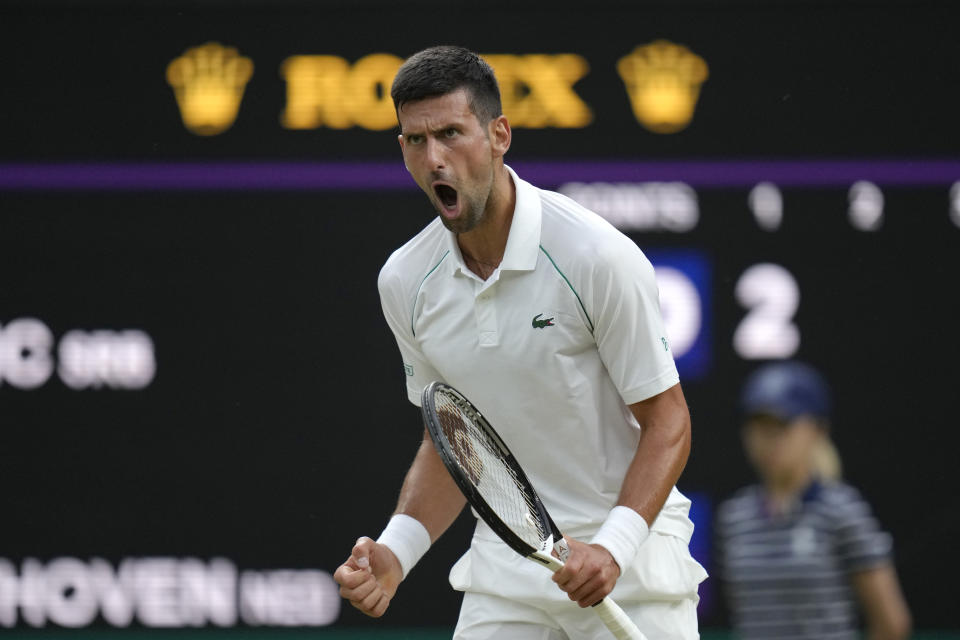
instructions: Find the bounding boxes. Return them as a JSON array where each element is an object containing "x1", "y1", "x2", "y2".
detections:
[
  {"x1": 421, "y1": 381, "x2": 564, "y2": 565},
  {"x1": 420, "y1": 380, "x2": 647, "y2": 640}
]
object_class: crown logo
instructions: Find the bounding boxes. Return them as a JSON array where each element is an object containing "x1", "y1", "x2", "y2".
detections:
[
  {"x1": 166, "y1": 43, "x2": 253, "y2": 136},
  {"x1": 617, "y1": 41, "x2": 708, "y2": 134}
]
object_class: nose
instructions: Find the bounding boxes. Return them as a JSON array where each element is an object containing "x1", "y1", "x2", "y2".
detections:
[{"x1": 425, "y1": 137, "x2": 445, "y2": 170}]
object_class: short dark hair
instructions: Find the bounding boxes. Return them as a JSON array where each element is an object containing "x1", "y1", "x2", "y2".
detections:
[{"x1": 391, "y1": 46, "x2": 502, "y2": 124}]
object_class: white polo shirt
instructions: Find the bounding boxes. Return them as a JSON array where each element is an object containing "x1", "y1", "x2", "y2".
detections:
[{"x1": 379, "y1": 166, "x2": 693, "y2": 542}]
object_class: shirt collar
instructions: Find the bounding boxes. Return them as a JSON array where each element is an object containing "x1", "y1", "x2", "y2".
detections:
[
  {"x1": 499, "y1": 165, "x2": 542, "y2": 272},
  {"x1": 755, "y1": 479, "x2": 823, "y2": 519},
  {"x1": 443, "y1": 164, "x2": 542, "y2": 276}
]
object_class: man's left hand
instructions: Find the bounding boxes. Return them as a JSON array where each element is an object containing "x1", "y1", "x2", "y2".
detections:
[{"x1": 551, "y1": 537, "x2": 621, "y2": 607}]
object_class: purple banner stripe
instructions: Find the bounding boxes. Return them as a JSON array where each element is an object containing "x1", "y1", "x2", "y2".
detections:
[{"x1": 1, "y1": 159, "x2": 958, "y2": 191}]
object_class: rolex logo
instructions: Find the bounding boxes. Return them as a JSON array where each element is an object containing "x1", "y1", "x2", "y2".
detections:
[
  {"x1": 166, "y1": 43, "x2": 254, "y2": 136},
  {"x1": 617, "y1": 41, "x2": 708, "y2": 134}
]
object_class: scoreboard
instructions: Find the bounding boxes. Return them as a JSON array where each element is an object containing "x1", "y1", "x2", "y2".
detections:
[{"x1": 2, "y1": 0, "x2": 959, "y2": 633}]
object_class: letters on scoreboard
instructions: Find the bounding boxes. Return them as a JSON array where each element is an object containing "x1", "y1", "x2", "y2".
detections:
[{"x1": 168, "y1": 44, "x2": 708, "y2": 135}]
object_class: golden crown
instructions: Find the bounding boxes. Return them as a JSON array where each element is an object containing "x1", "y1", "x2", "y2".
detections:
[
  {"x1": 617, "y1": 41, "x2": 709, "y2": 134},
  {"x1": 166, "y1": 42, "x2": 254, "y2": 136}
]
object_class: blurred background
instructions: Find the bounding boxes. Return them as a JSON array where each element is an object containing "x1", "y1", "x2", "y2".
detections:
[{"x1": 1, "y1": 0, "x2": 958, "y2": 637}]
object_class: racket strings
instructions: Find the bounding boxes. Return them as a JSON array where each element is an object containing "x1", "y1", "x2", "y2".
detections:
[{"x1": 435, "y1": 392, "x2": 549, "y2": 549}]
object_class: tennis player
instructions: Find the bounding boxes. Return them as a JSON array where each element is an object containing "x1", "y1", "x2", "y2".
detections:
[
  {"x1": 334, "y1": 45, "x2": 706, "y2": 639},
  {"x1": 715, "y1": 361, "x2": 911, "y2": 640}
]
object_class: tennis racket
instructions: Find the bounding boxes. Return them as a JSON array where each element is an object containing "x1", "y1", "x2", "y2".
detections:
[{"x1": 420, "y1": 381, "x2": 647, "y2": 640}]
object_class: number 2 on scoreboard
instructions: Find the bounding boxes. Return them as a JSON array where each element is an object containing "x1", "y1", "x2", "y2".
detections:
[{"x1": 733, "y1": 263, "x2": 800, "y2": 360}]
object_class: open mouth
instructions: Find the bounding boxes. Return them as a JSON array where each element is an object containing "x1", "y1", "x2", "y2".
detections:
[{"x1": 434, "y1": 183, "x2": 459, "y2": 214}]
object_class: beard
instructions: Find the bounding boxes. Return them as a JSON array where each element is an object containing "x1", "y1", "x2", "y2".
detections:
[
  {"x1": 436, "y1": 192, "x2": 487, "y2": 234},
  {"x1": 430, "y1": 167, "x2": 495, "y2": 235}
]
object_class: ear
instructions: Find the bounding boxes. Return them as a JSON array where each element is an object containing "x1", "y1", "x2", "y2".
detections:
[
  {"x1": 397, "y1": 134, "x2": 411, "y2": 172},
  {"x1": 489, "y1": 115, "x2": 511, "y2": 159}
]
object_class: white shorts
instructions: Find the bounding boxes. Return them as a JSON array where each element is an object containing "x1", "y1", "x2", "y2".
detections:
[{"x1": 449, "y1": 531, "x2": 706, "y2": 640}]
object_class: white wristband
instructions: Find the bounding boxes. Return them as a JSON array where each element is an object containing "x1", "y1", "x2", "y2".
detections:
[
  {"x1": 590, "y1": 506, "x2": 650, "y2": 572},
  {"x1": 376, "y1": 514, "x2": 431, "y2": 580}
]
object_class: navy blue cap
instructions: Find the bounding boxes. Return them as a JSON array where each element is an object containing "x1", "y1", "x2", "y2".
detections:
[{"x1": 740, "y1": 360, "x2": 831, "y2": 422}]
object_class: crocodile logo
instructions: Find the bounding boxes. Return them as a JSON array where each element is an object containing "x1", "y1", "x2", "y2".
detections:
[{"x1": 532, "y1": 313, "x2": 555, "y2": 329}]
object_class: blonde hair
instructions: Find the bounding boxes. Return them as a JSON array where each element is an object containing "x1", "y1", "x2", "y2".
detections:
[{"x1": 810, "y1": 435, "x2": 842, "y2": 482}]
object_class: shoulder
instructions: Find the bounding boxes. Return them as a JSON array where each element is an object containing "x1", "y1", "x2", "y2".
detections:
[
  {"x1": 812, "y1": 481, "x2": 876, "y2": 520},
  {"x1": 539, "y1": 188, "x2": 636, "y2": 252},
  {"x1": 378, "y1": 218, "x2": 450, "y2": 296},
  {"x1": 536, "y1": 187, "x2": 653, "y2": 278},
  {"x1": 815, "y1": 482, "x2": 893, "y2": 565},
  {"x1": 715, "y1": 485, "x2": 763, "y2": 527},
  {"x1": 819, "y1": 481, "x2": 868, "y2": 503}
]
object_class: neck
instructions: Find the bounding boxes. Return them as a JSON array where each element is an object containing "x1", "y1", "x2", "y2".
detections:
[
  {"x1": 457, "y1": 164, "x2": 515, "y2": 270},
  {"x1": 764, "y1": 468, "x2": 814, "y2": 513}
]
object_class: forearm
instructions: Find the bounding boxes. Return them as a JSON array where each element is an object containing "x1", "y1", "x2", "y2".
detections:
[
  {"x1": 619, "y1": 384, "x2": 691, "y2": 524},
  {"x1": 568, "y1": 385, "x2": 690, "y2": 601},
  {"x1": 854, "y1": 565, "x2": 912, "y2": 640},
  {"x1": 393, "y1": 427, "x2": 467, "y2": 542}
]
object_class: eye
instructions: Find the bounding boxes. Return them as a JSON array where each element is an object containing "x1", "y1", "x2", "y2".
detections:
[
  {"x1": 444, "y1": 127, "x2": 459, "y2": 138},
  {"x1": 405, "y1": 133, "x2": 424, "y2": 145}
]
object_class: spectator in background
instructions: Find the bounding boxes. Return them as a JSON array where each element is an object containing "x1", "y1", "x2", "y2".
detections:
[{"x1": 715, "y1": 360, "x2": 911, "y2": 640}]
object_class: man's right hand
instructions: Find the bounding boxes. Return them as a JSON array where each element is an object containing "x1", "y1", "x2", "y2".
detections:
[{"x1": 333, "y1": 536, "x2": 403, "y2": 617}]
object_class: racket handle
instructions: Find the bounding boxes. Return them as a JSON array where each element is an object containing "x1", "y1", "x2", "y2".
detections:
[{"x1": 593, "y1": 597, "x2": 648, "y2": 640}]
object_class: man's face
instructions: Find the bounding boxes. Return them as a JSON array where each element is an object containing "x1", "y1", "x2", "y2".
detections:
[{"x1": 397, "y1": 88, "x2": 502, "y2": 234}]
